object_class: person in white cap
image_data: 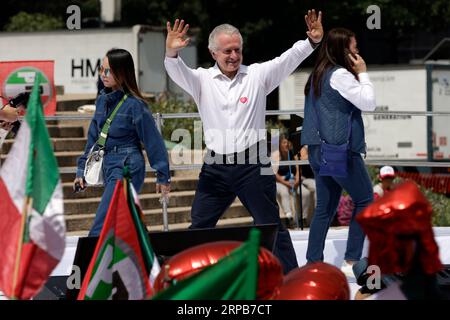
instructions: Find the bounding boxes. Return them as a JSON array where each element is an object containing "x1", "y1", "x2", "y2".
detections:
[{"x1": 373, "y1": 166, "x2": 396, "y2": 200}]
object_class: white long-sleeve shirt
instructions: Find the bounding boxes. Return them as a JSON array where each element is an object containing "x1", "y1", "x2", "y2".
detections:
[
  {"x1": 164, "y1": 39, "x2": 315, "y2": 154},
  {"x1": 330, "y1": 68, "x2": 376, "y2": 112}
]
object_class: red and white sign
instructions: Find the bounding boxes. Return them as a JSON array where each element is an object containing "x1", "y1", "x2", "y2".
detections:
[{"x1": 0, "y1": 61, "x2": 56, "y2": 115}]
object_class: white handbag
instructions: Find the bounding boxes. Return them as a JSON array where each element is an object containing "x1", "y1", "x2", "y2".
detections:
[
  {"x1": 83, "y1": 94, "x2": 128, "y2": 186},
  {"x1": 83, "y1": 146, "x2": 105, "y2": 186}
]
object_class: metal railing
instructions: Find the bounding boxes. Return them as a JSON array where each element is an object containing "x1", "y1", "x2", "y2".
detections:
[
  {"x1": 57, "y1": 159, "x2": 450, "y2": 175},
  {"x1": 10, "y1": 109, "x2": 450, "y2": 231},
  {"x1": 40, "y1": 109, "x2": 450, "y2": 121},
  {"x1": 46, "y1": 109, "x2": 450, "y2": 173},
  {"x1": 36, "y1": 108, "x2": 450, "y2": 174}
]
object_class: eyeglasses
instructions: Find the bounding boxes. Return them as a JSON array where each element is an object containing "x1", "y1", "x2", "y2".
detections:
[{"x1": 98, "y1": 66, "x2": 111, "y2": 77}]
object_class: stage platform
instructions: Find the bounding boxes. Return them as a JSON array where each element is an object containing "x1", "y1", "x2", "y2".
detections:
[
  {"x1": 289, "y1": 226, "x2": 450, "y2": 299},
  {"x1": 48, "y1": 226, "x2": 450, "y2": 300}
]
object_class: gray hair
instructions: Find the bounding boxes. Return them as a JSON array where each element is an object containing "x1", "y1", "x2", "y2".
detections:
[{"x1": 208, "y1": 24, "x2": 243, "y2": 52}]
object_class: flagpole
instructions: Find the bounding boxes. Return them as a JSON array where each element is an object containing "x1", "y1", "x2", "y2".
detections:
[{"x1": 11, "y1": 196, "x2": 32, "y2": 300}]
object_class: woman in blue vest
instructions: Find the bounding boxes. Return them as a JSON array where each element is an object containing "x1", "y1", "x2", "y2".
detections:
[
  {"x1": 74, "y1": 48, "x2": 171, "y2": 236},
  {"x1": 301, "y1": 28, "x2": 376, "y2": 275}
]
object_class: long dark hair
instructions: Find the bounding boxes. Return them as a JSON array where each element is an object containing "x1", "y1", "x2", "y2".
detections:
[
  {"x1": 304, "y1": 28, "x2": 358, "y2": 98},
  {"x1": 106, "y1": 48, "x2": 145, "y2": 100},
  {"x1": 278, "y1": 133, "x2": 291, "y2": 160}
]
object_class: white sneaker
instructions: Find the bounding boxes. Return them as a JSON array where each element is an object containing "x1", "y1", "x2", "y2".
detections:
[{"x1": 340, "y1": 261, "x2": 355, "y2": 278}]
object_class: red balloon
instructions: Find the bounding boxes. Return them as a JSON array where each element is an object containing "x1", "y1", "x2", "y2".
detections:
[
  {"x1": 356, "y1": 181, "x2": 442, "y2": 275},
  {"x1": 154, "y1": 241, "x2": 283, "y2": 299},
  {"x1": 274, "y1": 262, "x2": 350, "y2": 300}
]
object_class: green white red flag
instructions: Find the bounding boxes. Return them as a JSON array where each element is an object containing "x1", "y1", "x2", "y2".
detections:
[
  {"x1": 0, "y1": 75, "x2": 65, "y2": 299},
  {"x1": 77, "y1": 174, "x2": 160, "y2": 300}
]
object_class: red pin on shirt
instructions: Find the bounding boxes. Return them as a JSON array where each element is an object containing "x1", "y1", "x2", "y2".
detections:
[{"x1": 240, "y1": 97, "x2": 248, "y2": 104}]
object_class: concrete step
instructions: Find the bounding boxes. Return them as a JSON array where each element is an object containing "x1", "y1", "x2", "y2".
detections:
[
  {"x1": 56, "y1": 97, "x2": 96, "y2": 112},
  {"x1": 146, "y1": 216, "x2": 255, "y2": 232},
  {"x1": 60, "y1": 171, "x2": 80, "y2": 182},
  {"x1": 47, "y1": 125, "x2": 84, "y2": 138},
  {"x1": 141, "y1": 202, "x2": 249, "y2": 226},
  {"x1": 65, "y1": 215, "x2": 301, "y2": 237},
  {"x1": 4, "y1": 150, "x2": 170, "y2": 168},
  {"x1": 64, "y1": 190, "x2": 197, "y2": 214},
  {"x1": 0, "y1": 150, "x2": 83, "y2": 167},
  {"x1": 64, "y1": 202, "x2": 250, "y2": 233},
  {"x1": 59, "y1": 169, "x2": 172, "y2": 183},
  {"x1": 62, "y1": 177, "x2": 198, "y2": 199},
  {"x1": 43, "y1": 111, "x2": 84, "y2": 125},
  {"x1": 1, "y1": 137, "x2": 87, "y2": 154},
  {"x1": 1, "y1": 151, "x2": 82, "y2": 167},
  {"x1": 65, "y1": 213, "x2": 93, "y2": 232},
  {"x1": 52, "y1": 138, "x2": 87, "y2": 152},
  {"x1": 66, "y1": 215, "x2": 256, "y2": 237},
  {"x1": 55, "y1": 151, "x2": 82, "y2": 167}
]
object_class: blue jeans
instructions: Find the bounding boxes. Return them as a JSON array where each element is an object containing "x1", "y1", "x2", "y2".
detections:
[
  {"x1": 89, "y1": 146, "x2": 146, "y2": 236},
  {"x1": 190, "y1": 161, "x2": 299, "y2": 274},
  {"x1": 306, "y1": 145, "x2": 373, "y2": 262}
]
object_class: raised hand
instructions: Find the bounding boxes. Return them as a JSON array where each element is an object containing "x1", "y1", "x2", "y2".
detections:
[
  {"x1": 166, "y1": 19, "x2": 190, "y2": 58},
  {"x1": 305, "y1": 9, "x2": 323, "y2": 44}
]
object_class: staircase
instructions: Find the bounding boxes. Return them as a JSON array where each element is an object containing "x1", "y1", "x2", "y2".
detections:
[{"x1": 1, "y1": 97, "x2": 254, "y2": 236}]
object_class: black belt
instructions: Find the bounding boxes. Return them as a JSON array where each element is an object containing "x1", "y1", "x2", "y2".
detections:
[
  {"x1": 207, "y1": 143, "x2": 270, "y2": 165},
  {"x1": 210, "y1": 149, "x2": 252, "y2": 164}
]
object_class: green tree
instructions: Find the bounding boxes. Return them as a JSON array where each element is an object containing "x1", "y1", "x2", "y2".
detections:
[
  {"x1": 1, "y1": 1, "x2": 99, "y2": 31},
  {"x1": 354, "y1": 0, "x2": 450, "y2": 34},
  {"x1": 149, "y1": 94, "x2": 199, "y2": 149},
  {"x1": 5, "y1": 12, "x2": 63, "y2": 31},
  {"x1": 367, "y1": 167, "x2": 450, "y2": 226}
]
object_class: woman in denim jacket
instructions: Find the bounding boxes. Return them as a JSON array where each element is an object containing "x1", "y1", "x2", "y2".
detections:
[{"x1": 74, "y1": 48, "x2": 171, "y2": 236}]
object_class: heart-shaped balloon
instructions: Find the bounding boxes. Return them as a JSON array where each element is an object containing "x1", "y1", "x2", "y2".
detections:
[
  {"x1": 356, "y1": 181, "x2": 442, "y2": 275},
  {"x1": 153, "y1": 241, "x2": 283, "y2": 299}
]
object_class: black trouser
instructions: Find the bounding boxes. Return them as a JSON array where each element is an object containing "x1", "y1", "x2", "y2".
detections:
[{"x1": 190, "y1": 148, "x2": 298, "y2": 274}]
